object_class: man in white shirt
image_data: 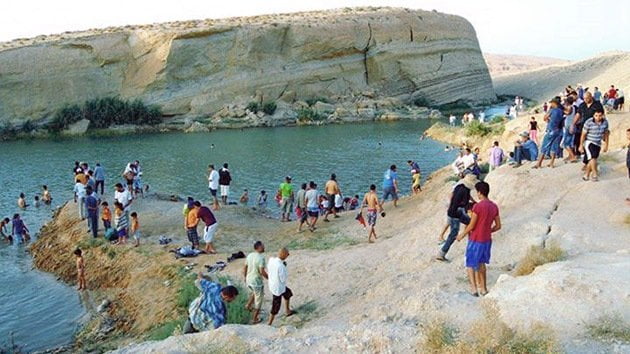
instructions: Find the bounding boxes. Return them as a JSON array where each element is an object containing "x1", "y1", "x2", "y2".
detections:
[
  {"x1": 267, "y1": 248, "x2": 294, "y2": 325},
  {"x1": 207, "y1": 164, "x2": 220, "y2": 210},
  {"x1": 461, "y1": 148, "x2": 476, "y2": 171},
  {"x1": 73, "y1": 181, "x2": 87, "y2": 220},
  {"x1": 114, "y1": 183, "x2": 133, "y2": 211}
]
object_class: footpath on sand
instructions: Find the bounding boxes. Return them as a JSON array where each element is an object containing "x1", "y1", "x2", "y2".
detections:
[{"x1": 107, "y1": 130, "x2": 629, "y2": 351}]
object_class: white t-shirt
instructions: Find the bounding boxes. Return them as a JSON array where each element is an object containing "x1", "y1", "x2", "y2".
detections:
[
  {"x1": 114, "y1": 189, "x2": 132, "y2": 210},
  {"x1": 74, "y1": 183, "x2": 86, "y2": 198},
  {"x1": 334, "y1": 194, "x2": 343, "y2": 208},
  {"x1": 462, "y1": 154, "x2": 476, "y2": 169},
  {"x1": 208, "y1": 170, "x2": 219, "y2": 190},
  {"x1": 305, "y1": 189, "x2": 319, "y2": 209},
  {"x1": 267, "y1": 257, "x2": 288, "y2": 296}
]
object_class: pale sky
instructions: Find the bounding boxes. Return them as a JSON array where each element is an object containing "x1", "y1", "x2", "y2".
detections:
[{"x1": 1, "y1": 0, "x2": 627, "y2": 60}]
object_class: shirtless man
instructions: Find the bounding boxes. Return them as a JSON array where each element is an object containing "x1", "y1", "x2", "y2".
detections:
[{"x1": 360, "y1": 184, "x2": 383, "y2": 243}]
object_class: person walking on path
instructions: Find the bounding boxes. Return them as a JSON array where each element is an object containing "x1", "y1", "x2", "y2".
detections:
[
  {"x1": 381, "y1": 165, "x2": 399, "y2": 208},
  {"x1": 207, "y1": 164, "x2": 220, "y2": 210},
  {"x1": 296, "y1": 183, "x2": 309, "y2": 232},
  {"x1": 534, "y1": 98, "x2": 563, "y2": 169},
  {"x1": 456, "y1": 181, "x2": 501, "y2": 297},
  {"x1": 244, "y1": 241, "x2": 268, "y2": 324},
  {"x1": 186, "y1": 201, "x2": 201, "y2": 249},
  {"x1": 218, "y1": 163, "x2": 232, "y2": 206},
  {"x1": 323, "y1": 174, "x2": 340, "y2": 222},
  {"x1": 304, "y1": 182, "x2": 320, "y2": 232},
  {"x1": 85, "y1": 186, "x2": 99, "y2": 238},
  {"x1": 197, "y1": 202, "x2": 218, "y2": 254},
  {"x1": 267, "y1": 248, "x2": 295, "y2": 325},
  {"x1": 436, "y1": 173, "x2": 477, "y2": 261},
  {"x1": 94, "y1": 163, "x2": 105, "y2": 195},
  {"x1": 278, "y1": 176, "x2": 295, "y2": 222},
  {"x1": 361, "y1": 184, "x2": 384, "y2": 243},
  {"x1": 579, "y1": 109, "x2": 609, "y2": 182},
  {"x1": 184, "y1": 273, "x2": 239, "y2": 333},
  {"x1": 573, "y1": 92, "x2": 603, "y2": 159}
]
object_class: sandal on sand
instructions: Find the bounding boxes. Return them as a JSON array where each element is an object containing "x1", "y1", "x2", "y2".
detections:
[
  {"x1": 591, "y1": 176, "x2": 599, "y2": 182},
  {"x1": 252, "y1": 318, "x2": 262, "y2": 324},
  {"x1": 582, "y1": 176, "x2": 589, "y2": 181},
  {"x1": 435, "y1": 256, "x2": 448, "y2": 262},
  {"x1": 286, "y1": 310, "x2": 296, "y2": 317},
  {"x1": 471, "y1": 292, "x2": 479, "y2": 297}
]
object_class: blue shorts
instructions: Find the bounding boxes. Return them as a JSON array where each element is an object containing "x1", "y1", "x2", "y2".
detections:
[
  {"x1": 382, "y1": 186, "x2": 398, "y2": 201},
  {"x1": 307, "y1": 207, "x2": 319, "y2": 217},
  {"x1": 562, "y1": 130, "x2": 574, "y2": 149},
  {"x1": 465, "y1": 240, "x2": 492, "y2": 270},
  {"x1": 541, "y1": 130, "x2": 562, "y2": 157}
]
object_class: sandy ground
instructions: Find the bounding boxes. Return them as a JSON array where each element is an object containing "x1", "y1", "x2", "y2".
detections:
[
  {"x1": 484, "y1": 53, "x2": 570, "y2": 78},
  {"x1": 106, "y1": 111, "x2": 630, "y2": 353}
]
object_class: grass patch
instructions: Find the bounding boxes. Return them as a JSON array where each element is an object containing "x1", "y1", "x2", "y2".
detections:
[
  {"x1": 586, "y1": 313, "x2": 630, "y2": 343},
  {"x1": 514, "y1": 244, "x2": 566, "y2": 276},
  {"x1": 262, "y1": 101, "x2": 277, "y2": 115},
  {"x1": 465, "y1": 120, "x2": 493, "y2": 137},
  {"x1": 176, "y1": 272, "x2": 200, "y2": 309},
  {"x1": 305, "y1": 97, "x2": 329, "y2": 106},
  {"x1": 146, "y1": 319, "x2": 183, "y2": 341},
  {"x1": 76, "y1": 237, "x2": 106, "y2": 250},
  {"x1": 286, "y1": 233, "x2": 359, "y2": 250},
  {"x1": 445, "y1": 175, "x2": 460, "y2": 183},
  {"x1": 216, "y1": 275, "x2": 251, "y2": 325},
  {"x1": 420, "y1": 303, "x2": 559, "y2": 353},
  {"x1": 297, "y1": 107, "x2": 327, "y2": 122}
]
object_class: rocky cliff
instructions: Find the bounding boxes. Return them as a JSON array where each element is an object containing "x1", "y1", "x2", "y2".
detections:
[{"x1": 0, "y1": 7, "x2": 495, "y2": 125}]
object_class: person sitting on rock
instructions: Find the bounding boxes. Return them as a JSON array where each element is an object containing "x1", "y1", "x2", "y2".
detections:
[
  {"x1": 184, "y1": 273, "x2": 239, "y2": 333},
  {"x1": 513, "y1": 131, "x2": 539, "y2": 168}
]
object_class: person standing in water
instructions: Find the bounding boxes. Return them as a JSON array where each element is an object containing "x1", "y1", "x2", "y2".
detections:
[{"x1": 219, "y1": 163, "x2": 232, "y2": 206}]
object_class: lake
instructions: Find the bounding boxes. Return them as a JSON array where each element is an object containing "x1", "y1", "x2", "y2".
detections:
[{"x1": 0, "y1": 119, "x2": 457, "y2": 350}]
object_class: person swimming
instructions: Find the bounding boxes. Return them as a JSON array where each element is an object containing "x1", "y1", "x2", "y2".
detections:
[{"x1": 444, "y1": 146, "x2": 451, "y2": 152}]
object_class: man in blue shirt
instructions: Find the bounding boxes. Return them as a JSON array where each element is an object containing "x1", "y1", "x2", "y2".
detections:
[
  {"x1": 381, "y1": 165, "x2": 399, "y2": 208},
  {"x1": 534, "y1": 98, "x2": 563, "y2": 169},
  {"x1": 513, "y1": 131, "x2": 539, "y2": 167},
  {"x1": 94, "y1": 163, "x2": 105, "y2": 195},
  {"x1": 184, "y1": 275, "x2": 239, "y2": 333},
  {"x1": 85, "y1": 186, "x2": 99, "y2": 238}
]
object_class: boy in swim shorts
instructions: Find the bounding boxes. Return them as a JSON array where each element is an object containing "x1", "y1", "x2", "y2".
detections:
[{"x1": 361, "y1": 184, "x2": 383, "y2": 243}]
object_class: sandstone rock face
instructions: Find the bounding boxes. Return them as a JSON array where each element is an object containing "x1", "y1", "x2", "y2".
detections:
[
  {"x1": 63, "y1": 119, "x2": 90, "y2": 135},
  {"x1": 0, "y1": 7, "x2": 495, "y2": 125}
]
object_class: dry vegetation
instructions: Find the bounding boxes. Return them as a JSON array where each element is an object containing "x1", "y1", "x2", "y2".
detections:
[
  {"x1": 420, "y1": 302, "x2": 560, "y2": 353},
  {"x1": 586, "y1": 313, "x2": 630, "y2": 343},
  {"x1": 514, "y1": 244, "x2": 566, "y2": 276}
]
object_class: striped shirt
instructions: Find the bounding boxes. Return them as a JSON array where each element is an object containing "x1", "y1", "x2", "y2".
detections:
[{"x1": 582, "y1": 118, "x2": 609, "y2": 145}]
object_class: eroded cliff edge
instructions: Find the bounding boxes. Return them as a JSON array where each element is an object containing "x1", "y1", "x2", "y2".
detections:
[{"x1": 0, "y1": 7, "x2": 495, "y2": 126}]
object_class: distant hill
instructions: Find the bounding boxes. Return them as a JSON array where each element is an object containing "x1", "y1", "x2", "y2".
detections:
[
  {"x1": 493, "y1": 51, "x2": 630, "y2": 103},
  {"x1": 484, "y1": 53, "x2": 570, "y2": 78}
]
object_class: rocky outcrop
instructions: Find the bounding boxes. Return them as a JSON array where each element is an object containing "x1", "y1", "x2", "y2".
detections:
[{"x1": 0, "y1": 7, "x2": 495, "y2": 126}]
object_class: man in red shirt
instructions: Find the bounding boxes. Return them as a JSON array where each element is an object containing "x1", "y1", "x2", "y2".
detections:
[
  {"x1": 196, "y1": 201, "x2": 218, "y2": 254},
  {"x1": 608, "y1": 85, "x2": 617, "y2": 100},
  {"x1": 456, "y1": 181, "x2": 501, "y2": 297}
]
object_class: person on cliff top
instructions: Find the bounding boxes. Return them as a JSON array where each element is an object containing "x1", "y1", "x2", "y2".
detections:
[
  {"x1": 296, "y1": 183, "x2": 309, "y2": 232},
  {"x1": 93, "y1": 163, "x2": 105, "y2": 195},
  {"x1": 218, "y1": 163, "x2": 232, "y2": 206},
  {"x1": 207, "y1": 164, "x2": 220, "y2": 210},
  {"x1": 361, "y1": 184, "x2": 384, "y2": 243},
  {"x1": 17, "y1": 193, "x2": 28, "y2": 209},
  {"x1": 1, "y1": 218, "x2": 12, "y2": 244},
  {"x1": 244, "y1": 241, "x2": 268, "y2": 324},
  {"x1": 85, "y1": 186, "x2": 99, "y2": 238},
  {"x1": 196, "y1": 201, "x2": 218, "y2": 254},
  {"x1": 381, "y1": 165, "x2": 399, "y2": 208},
  {"x1": 304, "y1": 181, "x2": 320, "y2": 232},
  {"x1": 42, "y1": 185, "x2": 52, "y2": 205},
  {"x1": 488, "y1": 141, "x2": 504, "y2": 171},
  {"x1": 579, "y1": 108, "x2": 609, "y2": 182},
  {"x1": 101, "y1": 201, "x2": 112, "y2": 230},
  {"x1": 267, "y1": 248, "x2": 295, "y2": 325},
  {"x1": 513, "y1": 131, "x2": 539, "y2": 167},
  {"x1": 456, "y1": 181, "x2": 501, "y2": 297},
  {"x1": 572, "y1": 92, "x2": 603, "y2": 161},
  {"x1": 323, "y1": 174, "x2": 340, "y2": 222},
  {"x1": 279, "y1": 176, "x2": 295, "y2": 222},
  {"x1": 114, "y1": 201, "x2": 129, "y2": 245},
  {"x1": 436, "y1": 173, "x2": 477, "y2": 262},
  {"x1": 186, "y1": 201, "x2": 201, "y2": 249},
  {"x1": 74, "y1": 248, "x2": 86, "y2": 291},
  {"x1": 183, "y1": 273, "x2": 238, "y2": 333},
  {"x1": 529, "y1": 117, "x2": 540, "y2": 144},
  {"x1": 11, "y1": 213, "x2": 30, "y2": 244},
  {"x1": 130, "y1": 212, "x2": 141, "y2": 247},
  {"x1": 534, "y1": 97, "x2": 563, "y2": 169}
]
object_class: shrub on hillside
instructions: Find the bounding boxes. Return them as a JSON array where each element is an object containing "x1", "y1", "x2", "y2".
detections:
[
  {"x1": 305, "y1": 97, "x2": 329, "y2": 106},
  {"x1": 514, "y1": 244, "x2": 565, "y2": 276},
  {"x1": 297, "y1": 107, "x2": 326, "y2": 122},
  {"x1": 48, "y1": 97, "x2": 162, "y2": 132},
  {"x1": 262, "y1": 101, "x2": 277, "y2": 115},
  {"x1": 246, "y1": 101, "x2": 260, "y2": 113},
  {"x1": 465, "y1": 120, "x2": 493, "y2": 137}
]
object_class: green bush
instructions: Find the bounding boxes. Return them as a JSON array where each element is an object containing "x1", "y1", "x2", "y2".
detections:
[
  {"x1": 305, "y1": 97, "x2": 329, "y2": 106},
  {"x1": 297, "y1": 107, "x2": 326, "y2": 122},
  {"x1": 48, "y1": 97, "x2": 162, "y2": 132},
  {"x1": 246, "y1": 101, "x2": 260, "y2": 113},
  {"x1": 262, "y1": 101, "x2": 277, "y2": 115},
  {"x1": 491, "y1": 115, "x2": 507, "y2": 124},
  {"x1": 217, "y1": 276, "x2": 251, "y2": 324},
  {"x1": 21, "y1": 120, "x2": 36, "y2": 133},
  {"x1": 465, "y1": 120, "x2": 493, "y2": 137},
  {"x1": 0, "y1": 123, "x2": 18, "y2": 139}
]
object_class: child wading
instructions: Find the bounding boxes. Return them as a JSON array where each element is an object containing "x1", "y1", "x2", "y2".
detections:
[
  {"x1": 130, "y1": 212, "x2": 140, "y2": 247},
  {"x1": 75, "y1": 248, "x2": 86, "y2": 291},
  {"x1": 456, "y1": 181, "x2": 501, "y2": 297}
]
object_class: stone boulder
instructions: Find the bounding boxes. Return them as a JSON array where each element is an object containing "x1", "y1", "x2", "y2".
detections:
[
  {"x1": 184, "y1": 121, "x2": 210, "y2": 133},
  {"x1": 64, "y1": 119, "x2": 90, "y2": 135}
]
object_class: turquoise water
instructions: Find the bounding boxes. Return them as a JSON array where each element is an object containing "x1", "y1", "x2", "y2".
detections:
[{"x1": 0, "y1": 119, "x2": 457, "y2": 350}]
